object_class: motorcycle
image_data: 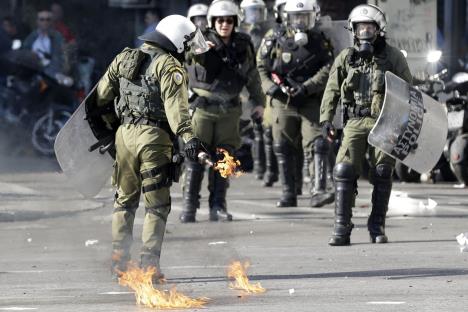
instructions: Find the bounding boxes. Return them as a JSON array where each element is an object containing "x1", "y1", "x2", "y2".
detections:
[
  {"x1": 443, "y1": 71, "x2": 468, "y2": 185},
  {"x1": 0, "y1": 50, "x2": 78, "y2": 156}
]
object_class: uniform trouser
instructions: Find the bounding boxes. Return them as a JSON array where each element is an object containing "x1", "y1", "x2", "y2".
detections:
[
  {"x1": 187, "y1": 105, "x2": 242, "y2": 209},
  {"x1": 112, "y1": 124, "x2": 172, "y2": 259},
  {"x1": 334, "y1": 117, "x2": 395, "y2": 230},
  {"x1": 271, "y1": 100, "x2": 322, "y2": 194}
]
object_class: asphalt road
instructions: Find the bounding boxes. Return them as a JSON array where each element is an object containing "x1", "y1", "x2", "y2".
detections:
[{"x1": 1, "y1": 156, "x2": 468, "y2": 311}]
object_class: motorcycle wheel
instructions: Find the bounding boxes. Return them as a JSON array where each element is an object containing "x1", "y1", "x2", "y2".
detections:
[
  {"x1": 32, "y1": 109, "x2": 71, "y2": 156},
  {"x1": 395, "y1": 162, "x2": 421, "y2": 183}
]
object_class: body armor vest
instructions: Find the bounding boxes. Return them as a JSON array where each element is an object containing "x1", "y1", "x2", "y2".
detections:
[
  {"x1": 268, "y1": 29, "x2": 331, "y2": 84},
  {"x1": 341, "y1": 44, "x2": 390, "y2": 116},
  {"x1": 187, "y1": 30, "x2": 254, "y2": 100},
  {"x1": 115, "y1": 48, "x2": 166, "y2": 122}
]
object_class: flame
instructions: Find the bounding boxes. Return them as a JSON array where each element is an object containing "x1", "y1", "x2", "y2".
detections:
[
  {"x1": 118, "y1": 262, "x2": 209, "y2": 309},
  {"x1": 214, "y1": 148, "x2": 243, "y2": 178},
  {"x1": 227, "y1": 261, "x2": 266, "y2": 294}
]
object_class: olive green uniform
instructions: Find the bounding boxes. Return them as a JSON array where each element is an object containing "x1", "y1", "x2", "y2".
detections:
[
  {"x1": 181, "y1": 29, "x2": 265, "y2": 221},
  {"x1": 257, "y1": 25, "x2": 334, "y2": 206},
  {"x1": 96, "y1": 43, "x2": 194, "y2": 267},
  {"x1": 320, "y1": 40, "x2": 412, "y2": 245},
  {"x1": 320, "y1": 43, "x2": 412, "y2": 173}
]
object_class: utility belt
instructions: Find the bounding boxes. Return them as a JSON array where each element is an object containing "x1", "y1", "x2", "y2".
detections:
[
  {"x1": 121, "y1": 115, "x2": 171, "y2": 134},
  {"x1": 344, "y1": 104, "x2": 372, "y2": 119},
  {"x1": 190, "y1": 95, "x2": 240, "y2": 111}
]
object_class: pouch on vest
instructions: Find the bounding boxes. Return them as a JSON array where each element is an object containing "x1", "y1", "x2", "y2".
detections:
[{"x1": 119, "y1": 48, "x2": 148, "y2": 81}]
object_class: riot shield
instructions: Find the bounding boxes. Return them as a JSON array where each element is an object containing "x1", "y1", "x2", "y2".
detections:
[
  {"x1": 368, "y1": 72, "x2": 448, "y2": 174},
  {"x1": 54, "y1": 86, "x2": 117, "y2": 197},
  {"x1": 318, "y1": 17, "x2": 353, "y2": 55}
]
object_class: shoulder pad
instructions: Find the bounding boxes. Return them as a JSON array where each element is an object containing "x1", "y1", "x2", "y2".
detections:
[{"x1": 117, "y1": 47, "x2": 147, "y2": 80}]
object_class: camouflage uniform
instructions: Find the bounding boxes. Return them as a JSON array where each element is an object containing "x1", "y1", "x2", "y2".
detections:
[
  {"x1": 257, "y1": 25, "x2": 334, "y2": 207},
  {"x1": 320, "y1": 39, "x2": 412, "y2": 245},
  {"x1": 96, "y1": 43, "x2": 194, "y2": 275},
  {"x1": 181, "y1": 28, "x2": 265, "y2": 222}
]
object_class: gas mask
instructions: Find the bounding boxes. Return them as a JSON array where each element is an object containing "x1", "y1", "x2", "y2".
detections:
[
  {"x1": 354, "y1": 22, "x2": 378, "y2": 57},
  {"x1": 287, "y1": 12, "x2": 316, "y2": 46}
]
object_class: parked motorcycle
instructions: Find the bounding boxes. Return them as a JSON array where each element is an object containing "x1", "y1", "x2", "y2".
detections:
[{"x1": 0, "y1": 50, "x2": 77, "y2": 156}]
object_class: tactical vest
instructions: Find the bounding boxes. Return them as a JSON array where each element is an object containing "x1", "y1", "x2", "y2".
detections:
[
  {"x1": 341, "y1": 45, "x2": 392, "y2": 117},
  {"x1": 187, "y1": 30, "x2": 254, "y2": 100},
  {"x1": 114, "y1": 47, "x2": 166, "y2": 122},
  {"x1": 264, "y1": 28, "x2": 332, "y2": 84}
]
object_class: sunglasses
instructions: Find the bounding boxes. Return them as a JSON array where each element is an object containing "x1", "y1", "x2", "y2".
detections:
[{"x1": 216, "y1": 17, "x2": 234, "y2": 25}]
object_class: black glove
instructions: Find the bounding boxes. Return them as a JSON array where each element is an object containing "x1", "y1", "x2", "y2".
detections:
[
  {"x1": 266, "y1": 85, "x2": 283, "y2": 97},
  {"x1": 184, "y1": 138, "x2": 202, "y2": 161},
  {"x1": 290, "y1": 84, "x2": 307, "y2": 98},
  {"x1": 321, "y1": 120, "x2": 335, "y2": 139}
]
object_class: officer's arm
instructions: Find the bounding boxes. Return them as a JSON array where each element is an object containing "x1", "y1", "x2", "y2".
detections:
[
  {"x1": 155, "y1": 55, "x2": 194, "y2": 142},
  {"x1": 320, "y1": 52, "x2": 346, "y2": 123},
  {"x1": 256, "y1": 33, "x2": 276, "y2": 94},
  {"x1": 96, "y1": 55, "x2": 121, "y2": 107},
  {"x1": 245, "y1": 46, "x2": 266, "y2": 107},
  {"x1": 394, "y1": 49, "x2": 413, "y2": 85},
  {"x1": 303, "y1": 45, "x2": 333, "y2": 95}
]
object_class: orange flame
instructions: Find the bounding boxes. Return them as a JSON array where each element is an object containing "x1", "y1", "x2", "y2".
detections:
[
  {"x1": 118, "y1": 262, "x2": 209, "y2": 309},
  {"x1": 227, "y1": 261, "x2": 266, "y2": 294},
  {"x1": 214, "y1": 148, "x2": 243, "y2": 178}
]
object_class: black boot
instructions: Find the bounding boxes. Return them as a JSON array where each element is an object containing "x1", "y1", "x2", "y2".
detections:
[
  {"x1": 310, "y1": 137, "x2": 335, "y2": 207},
  {"x1": 262, "y1": 127, "x2": 278, "y2": 187},
  {"x1": 140, "y1": 254, "x2": 165, "y2": 284},
  {"x1": 208, "y1": 169, "x2": 233, "y2": 221},
  {"x1": 329, "y1": 163, "x2": 356, "y2": 246},
  {"x1": 111, "y1": 249, "x2": 130, "y2": 281},
  {"x1": 296, "y1": 148, "x2": 303, "y2": 196},
  {"x1": 180, "y1": 161, "x2": 204, "y2": 223},
  {"x1": 274, "y1": 142, "x2": 297, "y2": 207},
  {"x1": 368, "y1": 164, "x2": 393, "y2": 243},
  {"x1": 253, "y1": 119, "x2": 266, "y2": 180}
]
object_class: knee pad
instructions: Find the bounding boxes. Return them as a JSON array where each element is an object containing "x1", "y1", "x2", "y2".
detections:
[
  {"x1": 333, "y1": 162, "x2": 356, "y2": 182},
  {"x1": 314, "y1": 136, "x2": 329, "y2": 155},
  {"x1": 375, "y1": 163, "x2": 393, "y2": 179}
]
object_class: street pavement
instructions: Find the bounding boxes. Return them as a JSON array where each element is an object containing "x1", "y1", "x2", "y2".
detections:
[{"x1": 1, "y1": 156, "x2": 468, "y2": 311}]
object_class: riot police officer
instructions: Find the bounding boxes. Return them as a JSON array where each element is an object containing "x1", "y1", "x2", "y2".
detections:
[
  {"x1": 180, "y1": 0, "x2": 266, "y2": 223},
  {"x1": 239, "y1": 0, "x2": 271, "y2": 182},
  {"x1": 320, "y1": 4, "x2": 412, "y2": 246},
  {"x1": 257, "y1": 0, "x2": 335, "y2": 208},
  {"x1": 94, "y1": 15, "x2": 207, "y2": 281},
  {"x1": 188, "y1": 3, "x2": 209, "y2": 31}
]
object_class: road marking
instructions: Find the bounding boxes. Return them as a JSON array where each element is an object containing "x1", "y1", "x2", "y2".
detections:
[
  {"x1": 0, "y1": 308, "x2": 38, "y2": 311},
  {"x1": 367, "y1": 301, "x2": 405, "y2": 305}
]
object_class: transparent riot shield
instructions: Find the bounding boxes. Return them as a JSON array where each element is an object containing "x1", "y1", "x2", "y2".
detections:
[
  {"x1": 368, "y1": 72, "x2": 448, "y2": 174},
  {"x1": 54, "y1": 87, "x2": 114, "y2": 197}
]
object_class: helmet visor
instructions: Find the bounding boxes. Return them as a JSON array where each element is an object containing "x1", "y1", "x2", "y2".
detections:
[
  {"x1": 188, "y1": 27, "x2": 209, "y2": 55},
  {"x1": 287, "y1": 12, "x2": 316, "y2": 30},
  {"x1": 243, "y1": 7, "x2": 266, "y2": 24},
  {"x1": 355, "y1": 22, "x2": 378, "y2": 40},
  {"x1": 191, "y1": 16, "x2": 208, "y2": 30}
]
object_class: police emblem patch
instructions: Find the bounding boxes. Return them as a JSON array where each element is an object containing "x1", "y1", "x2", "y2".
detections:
[
  {"x1": 282, "y1": 52, "x2": 292, "y2": 63},
  {"x1": 173, "y1": 71, "x2": 183, "y2": 85}
]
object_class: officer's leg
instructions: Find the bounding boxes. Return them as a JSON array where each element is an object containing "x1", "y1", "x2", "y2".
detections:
[
  {"x1": 252, "y1": 117, "x2": 266, "y2": 180},
  {"x1": 368, "y1": 148, "x2": 396, "y2": 243},
  {"x1": 262, "y1": 126, "x2": 278, "y2": 187},
  {"x1": 111, "y1": 126, "x2": 140, "y2": 278},
  {"x1": 209, "y1": 106, "x2": 242, "y2": 221},
  {"x1": 329, "y1": 120, "x2": 367, "y2": 246},
  {"x1": 139, "y1": 131, "x2": 173, "y2": 283},
  {"x1": 296, "y1": 142, "x2": 304, "y2": 196},
  {"x1": 272, "y1": 104, "x2": 300, "y2": 207},
  {"x1": 179, "y1": 160, "x2": 204, "y2": 223},
  {"x1": 310, "y1": 136, "x2": 335, "y2": 207}
]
